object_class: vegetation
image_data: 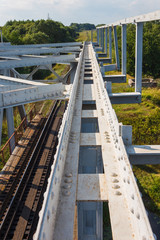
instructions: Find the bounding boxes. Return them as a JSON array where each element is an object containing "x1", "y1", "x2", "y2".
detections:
[
  {"x1": 2, "y1": 19, "x2": 76, "y2": 45},
  {"x1": 70, "y1": 23, "x2": 95, "y2": 32}
]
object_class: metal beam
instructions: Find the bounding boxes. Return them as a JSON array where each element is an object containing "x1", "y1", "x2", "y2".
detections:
[
  {"x1": 135, "y1": 22, "x2": 143, "y2": 93},
  {"x1": 96, "y1": 10, "x2": 160, "y2": 27},
  {"x1": 18, "y1": 105, "x2": 27, "y2": 121},
  {"x1": 97, "y1": 29, "x2": 99, "y2": 45},
  {"x1": 127, "y1": 145, "x2": 160, "y2": 165},
  {"x1": 113, "y1": 26, "x2": 120, "y2": 70},
  {"x1": 104, "y1": 64, "x2": 117, "y2": 72},
  {"x1": 0, "y1": 42, "x2": 82, "y2": 50},
  {"x1": 6, "y1": 107, "x2": 15, "y2": 152},
  {"x1": 0, "y1": 109, "x2": 3, "y2": 146},
  {"x1": 122, "y1": 24, "x2": 127, "y2": 75},
  {"x1": 0, "y1": 54, "x2": 77, "y2": 70},
  {"x1": 109, "y1": 26, "x2": 112, "y2": 60},
  {"x1": 103, "y1": 75, "x2": 126, "y2": 83},
  {"x1": 0, "y1": 83, "x2": 69, "y2": 109},
  {"x1": 0, "y1": 46, "x2": 81, "y2": 57},
  {"x1": 109, "y1": 92, "x2": 141, "y2": 104},
  {"x1": 105, "y1": 27, "x2": 108, "y2": 55}
]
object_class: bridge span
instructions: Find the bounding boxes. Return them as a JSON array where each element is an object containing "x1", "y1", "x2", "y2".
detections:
[{"x1": 0, "y1": 10, "x2": 160, "y2": 240}]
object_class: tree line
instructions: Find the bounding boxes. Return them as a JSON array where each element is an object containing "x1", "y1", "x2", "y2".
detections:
[{"x1": 1, "y1": 19, "x2": 77, "y2": 45}]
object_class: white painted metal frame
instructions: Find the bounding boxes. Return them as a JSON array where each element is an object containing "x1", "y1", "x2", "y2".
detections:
[
  {"x1": 34, "y1": 45, "x2": 84, "y2": 240},
  {"x1": 91, "y1": 44, "x2": 154, "y2": 239},
  {"x1": 96, "y1": 10, "x2": 160, "y2": 28}
]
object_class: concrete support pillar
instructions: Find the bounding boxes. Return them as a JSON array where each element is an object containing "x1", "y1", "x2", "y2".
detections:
[
  {"x1": 0, "y1": 109, "x2": 3, "y2": 146},
  {"x1": 105, "y1": 27, "x2": 108, "y2": 55},
  {"x1": 113, "y1": 26, "x2": 120, "y2": 71},
  {"x1": 109, "y1": 26, "x2": 112, "y2": 61},
  {"x1": 135, "y1": 22, "x2": 143, "y2": 93},
  {"x1": 6, "y1": 107, "x2": 15, "y2": 152},
  {"x1": 70, "y1": 62, "x2": 77, "y2": 84},
  {"x1": 122, "y1": 24, "x2": 127, "y2": 75},
  {"x1": 97, "y1": 29, "x2": 99, "y2": 46}
]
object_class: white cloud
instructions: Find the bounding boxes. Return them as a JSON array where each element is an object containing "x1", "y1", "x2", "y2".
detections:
[{"x1": 0, "y1": 0, "x2": 159, "y2": 26}]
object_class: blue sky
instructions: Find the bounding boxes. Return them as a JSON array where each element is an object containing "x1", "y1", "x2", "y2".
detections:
[{"x1": 0, "y1": 0, "x2": 160, "y2": 26}]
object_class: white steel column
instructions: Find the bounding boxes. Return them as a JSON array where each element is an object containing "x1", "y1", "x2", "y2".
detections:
[
  {"x1": 109, "y1": 26, "x2": 112, "y2": 61},
  {"x1": 135, "y1": 22, "x2": 143, "y2": 93},
  {"x1": 91, "y1": 30, "x2": 93, "y2": 42},
  {"x1": 0, "y1": 109, "x2": 3, "y2": 146},
  {"x1": 6, "y1": 107, "x2": 15, "y2": 152},
  {"x1": 18, "y1": 105, "x2": 27, "y2": 121},
  {"x1": 122, "y1": 24, "x2": 127, "y2": 75},
  {"x1": 70, "y1": 62, "x2": 77, "y2": 83},
  {"x1": 101, "y1": 28, "x2": 103, "y2": 48},
  {"x1": 113, "y1": 26, "x2": 120, "y2": 70},
  {"x1": 102, "y1": 28, "x2": 104, "y2": 52},
  {"x1": 97, "y1": 29, "x2": 99, "y2": 45},
  {"x1": 105, "y1": 27, "x2": 108, "y2": 55}
]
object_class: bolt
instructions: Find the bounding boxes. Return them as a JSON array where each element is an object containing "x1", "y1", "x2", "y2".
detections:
[{"x1": 115, "y1": 191, "x2": 122, "y2": 196}]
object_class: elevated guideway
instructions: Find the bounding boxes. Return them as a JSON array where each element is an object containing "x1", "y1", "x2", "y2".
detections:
[{"x1": 34, "y1": 42, "x2": 155, "y2": 240}]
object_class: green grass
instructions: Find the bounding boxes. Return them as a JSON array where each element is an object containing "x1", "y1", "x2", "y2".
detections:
[
  {"x1": 45, "y1": 64, "x2": 70, "y2": 80},
  {"x1": 76, "y1": 30, "x2": 97, "y2": 42},
  {"x1": 109, "y1": 73, "x2": 160, "y2": 216}
]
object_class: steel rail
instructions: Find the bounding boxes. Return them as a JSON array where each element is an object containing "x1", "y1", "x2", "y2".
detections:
[{"x1": 0, "y1": 100, "x2": 63, "y2": 239}]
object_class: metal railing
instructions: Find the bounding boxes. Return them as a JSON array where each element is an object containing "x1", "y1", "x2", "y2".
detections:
[{"x1": 0, "y1": 105, "x2": 36, "y2": 165}]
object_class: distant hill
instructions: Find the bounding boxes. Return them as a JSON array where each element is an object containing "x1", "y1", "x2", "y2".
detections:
[{"x1": 70, "y1": 23, "x2": 96, "y2": 32}]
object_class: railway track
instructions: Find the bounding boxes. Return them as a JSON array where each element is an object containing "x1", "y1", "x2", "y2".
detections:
[{"x1": 0, "y1": 100, "x2": 65, "y2": 240}]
